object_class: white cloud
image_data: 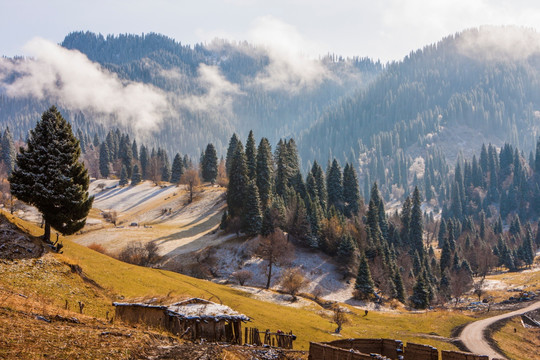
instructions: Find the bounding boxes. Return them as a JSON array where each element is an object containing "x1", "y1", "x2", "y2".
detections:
[
  {"x1": 177, "y1": 64, "x2": 243, "y2": 114},
  {"x1": 246, "y1": 16, "x2": 331, "y2": 92},
  {"x1": 455, "y1": 26, "x2": 540, "y2": 61},
  {"x1": 0, "y1": 38, "x2": 173, "y2": 132}
]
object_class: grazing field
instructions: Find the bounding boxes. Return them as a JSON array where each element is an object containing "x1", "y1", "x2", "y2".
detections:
[{"x1": 0, "y1": 210, "x2": 474, "y2": 352}]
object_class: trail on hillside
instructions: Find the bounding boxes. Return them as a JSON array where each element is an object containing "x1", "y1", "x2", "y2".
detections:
[{"x1": 459, "y1": 300, "x2": 540, "y2": 359}]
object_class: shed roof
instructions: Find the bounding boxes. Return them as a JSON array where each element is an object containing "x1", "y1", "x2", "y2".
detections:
[{"x1": 113, "y1": 298, "x2": 249, "y2": 321}]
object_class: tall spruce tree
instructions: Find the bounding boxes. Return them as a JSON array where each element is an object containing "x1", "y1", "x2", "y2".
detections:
[
  {"x1": 245, "y1": 130, "x2": 257, "y2": 181},
  {"x1": 119, "y1": 134, "x2": 133, "y2": 177},
  {"x1": 226, "y1": 133, "x2": 240, "y2": 178},
  {"x1": 119, "y1": 165, "x2": 129, "y2": 186},
  {"x1": 410, "y1": 186, "x2": 424, "y2": 258},
  {"x1": 311, "y1": 161, "x2": 327, "y2": 210},
  {"x1": 355, "y1": 253, "x2": 375, "y2": 299},
  {"x1": 139, "y1": 145, "x2": 149, "y2": 180},
  {"x1": 343, "y1": 163, "x2": 360, "y2": 217},
  {"x1": 202, "y1": 143, "x2": 218, "y2": 183},
  {"x1": 327, "y1": 158, "x2": 343, "y2": 212},
  {"x1": 410, "y1": 272, "x2": 430, "y2": 309},
  {"x1": 256, "y1": 137, "x2": 273, "y2": 209},
  {"x1": 243, "y1": 180, "x2": 262, "y2": 235},
  {"x1": 159, "y1": 149, "x2": 171, "y2": 182},
  {"x1": 131, "y1": 164, "x2": 142, "y2": 185},
  {"x1": 10, "y1": 106, "x2": 93, "y2": 242},
  {"x1": 131, "y1": 139, "x2": 139, "y2": 161},
  {"x1": 227, "y1": 142, "x2": 248, "y2": 218},
  {"x1": 99, "y1": 142, "x2": 110, "y2": 178},
  {"x1": 394, "y1": 269, "x2": 406, "y2": 303},
  {"x1": 170, "y1": 153, "x2": 184, "y2": 184}
]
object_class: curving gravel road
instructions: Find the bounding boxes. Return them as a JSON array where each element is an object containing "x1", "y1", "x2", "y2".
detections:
[{"x1": 459, "y1": 300, "x2": 540, "y2": 359}]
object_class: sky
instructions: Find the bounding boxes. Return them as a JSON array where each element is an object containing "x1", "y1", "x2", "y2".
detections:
[{"x1": 2, "y1": 0, "x2": 540, "y2": 62}]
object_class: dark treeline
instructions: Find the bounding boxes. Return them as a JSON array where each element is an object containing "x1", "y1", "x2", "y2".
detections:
[
  {"x1": 223, "y1": 131, "x2": 539, "y2": 309},
  {"x1": 77, "y1": 128, "x2": 196, "y2": 186}
]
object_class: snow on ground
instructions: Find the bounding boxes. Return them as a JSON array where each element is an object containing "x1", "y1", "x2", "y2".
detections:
[
  {"x1": 90, "y1": 179, "x2": 180, "y2": 218},
  {"x1": 73, "y1": 181, "x2": 227, "y2": 255},
  {"x1": 163, "y1": 235, "x2": 397, "y2": 311}
]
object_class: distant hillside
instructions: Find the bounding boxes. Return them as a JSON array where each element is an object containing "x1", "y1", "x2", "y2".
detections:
[
  {"x1": 0, "y1": 31, "x2": 381, "y2": 157},
  {"x1": 299, "y1": 27, "x2": 540, "y2": 198}
]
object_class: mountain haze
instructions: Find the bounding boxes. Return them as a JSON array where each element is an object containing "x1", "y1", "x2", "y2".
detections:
[
  {"x1": 2, "y1": 27, "x2": 540, "y2": 198},
  {"x1": 0, "y1": 31, "x2": 381, "y2": 157}
]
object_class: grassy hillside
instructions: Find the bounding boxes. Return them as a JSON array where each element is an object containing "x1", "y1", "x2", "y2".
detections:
[{"x1": 0, "y1": 210, "x2": 473, "y2": 351}]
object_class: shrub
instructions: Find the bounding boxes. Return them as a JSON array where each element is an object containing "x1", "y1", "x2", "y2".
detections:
[
  {"x1": 232, "y1": 269, "x2": 253, "y2": 286},
  {"x1": 87, "y1": 243, "x2": 108, "y2": 255}
]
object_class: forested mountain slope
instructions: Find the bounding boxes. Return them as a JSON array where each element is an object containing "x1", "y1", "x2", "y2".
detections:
[
  {"x1": 300, "y1": 27, "x2": 540, "y2": 198},
  {"x1": 0, "y1": 31, "x2": 381, "y2": 157}
]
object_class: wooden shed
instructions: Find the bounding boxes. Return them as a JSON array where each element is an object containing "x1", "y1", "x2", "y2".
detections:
[{"x1": 113, "y1": 298, "x2": 249, "y2": 343}]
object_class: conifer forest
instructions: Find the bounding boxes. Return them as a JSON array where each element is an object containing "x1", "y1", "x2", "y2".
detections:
[{"x1": 2, "y1": 27, "x2": 540, "y2": 311}]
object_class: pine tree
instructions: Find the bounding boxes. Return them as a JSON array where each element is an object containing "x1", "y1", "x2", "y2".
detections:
[
  {"x1": 410, "y1": 186, "x2": 424, "y2": 257},
  {"x1": 327, "y1": 159, "x2": 343, "y2": 212},
  {"x1": 440, "y1": 238, "x2": 451, "y2": 273},
  {"x1": 201, "y1": 143, "x2": 218, "y2": 183},
  {"x1": 355, "y1": 254, "x2": 375, "y2": 299},
  {"x1": 410, "y1": 272, "x2": 430, "y2": 309},
  {"x1": 1, "y1": 127, "x2": 15, "y2": 175},
  {"x1": 261, "y1": 207, "x2": 275, "y2": 236},
  {"x1": 370, "y1": 182, "x2": 388, "y2": 241},
  {"x1": 274, "y1": 139, "x2": 288, "y2": 197},
  {"x1": 119, "y1": 165, "x2": 129, "y2": 186},
  {"x1": 131, "y1": 164, "x2": 142, "y2": 185},
  {"x1": 170, "y1": 153, "x2": 184, "y2": 184},
  {"x1": 119, "y1": 134, "x2": 133, "y2": 177},
  {"x1": 131, "y1": 140, "x2": 139, "y2": 161},
  {"x1": 256, "y1": 137, "x2": 273, "y2": 209},
  {"x1": 437, "y1": 218, "x2": 447, "y2": 248},
  {"x1": 227, "y1": 142, "x2": 247, "y2": 218},
  {"x1": 245, "y1": 130, "x2": 257, "y2": 181},
  {"x1": 337, "y1": 234, "x2": 355, "y2": 267},
  {"x1": 99, "y1": 142, "x2": 110, "y2": 178},
  {"x1": 139, "y1": 145, "x2": 149, "y2": 180},
  {"x1": 311, "y1": 161, "x2": 327, "y2": 210},
  {"x1": 394, "y1": 269, "x2": 405, "y2": 303},
  {"x1": 401, "y1": 196, "x2": 412, "y2": 246},
  {"x1": 10, "y1": 106, "x2": 93, "y2": 242},
  {"x1": 343, "y1": 163, "x2": 360, "y2": 217},
  {"x1": 159, "y1": 149, "x2": 171, "y2": 182},
  {"x1": 243, "y1": 180, "x2": 262, "y2": 235},
  {"x1": 366, "y1": 198, "x2": 383, "y2": 245},
  {"x1": 225, "y1": 133, "x2": 240, "y2": 178}
]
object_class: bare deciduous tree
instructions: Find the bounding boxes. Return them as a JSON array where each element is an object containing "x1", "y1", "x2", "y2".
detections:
[
  {"x1": 148, "y1": 156, "x2": 163, "y2": 185},
  {"x1": 280, "y1": 267, "x2": 308, "y2": 301},
  {"x1": 450, "y1": 269, "x2": 473, "y2": 306},
  {"x1": 254, "y1": 229, "x2": 294, "y2": 289},
  {"x1": 332, "y1": 304, "x2": 349, "y2": 334},
  {"x1": 181, "y1": 167, "x2": 201, "y2": 203},
  {"x1": 232, "y1": 269, "x2": 253, "y2": 286},
  {"x1": 216, "y1": 158, "x2": 228, "y2": 187}
]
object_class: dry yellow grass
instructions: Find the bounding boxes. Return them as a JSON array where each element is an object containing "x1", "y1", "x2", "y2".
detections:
[
  {"x1": 0, "y1": 210, "x2": 475, "y2": 351},
  {"x1": 492, "y1": 317, "x2": 540, "y2": 360},
  {"x1": 0, "y1": 286, "x2": 175, "y2": 360}
]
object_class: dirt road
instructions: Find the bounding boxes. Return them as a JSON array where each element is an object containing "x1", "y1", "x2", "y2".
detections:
[{"x1": 459, "y1": 300, "x2": 540, "y2": 359}]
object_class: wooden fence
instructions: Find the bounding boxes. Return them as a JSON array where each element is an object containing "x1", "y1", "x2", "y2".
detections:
[
  {"x1": 309, "y1": 339, "x2": 490, "y2": 360},
  {"x1": 244, "y1": 327, "x2": 296, "y2": 349}
]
